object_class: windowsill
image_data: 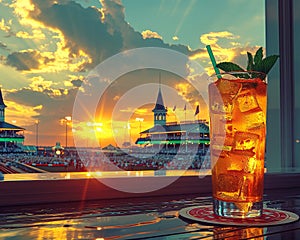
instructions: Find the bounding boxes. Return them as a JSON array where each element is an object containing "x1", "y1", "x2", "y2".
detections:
[{"x1": 1, "y1": 170, "x2": 300, "y2": 207}]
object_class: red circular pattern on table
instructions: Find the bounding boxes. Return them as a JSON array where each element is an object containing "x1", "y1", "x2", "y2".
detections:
[{"x1": 179, "y1": 206, "x2": 299, "y2": 226}]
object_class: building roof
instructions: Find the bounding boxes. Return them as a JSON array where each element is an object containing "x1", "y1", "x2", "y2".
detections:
[
  {"x1": 0, "y1": 88, "x2": 7, "y2": 107},
  {"x1": 0, "y1": 121, "x2": 25, "y2": 130},
  {"x1": 141, "y1": 121, "x2": 209, "y2": 135},
  {"x1": 152, "y1": 87, "x2": 166, "y2": 111},
  {"x1": 102, "y1": 144, "x2": 119, "y2": 150}
]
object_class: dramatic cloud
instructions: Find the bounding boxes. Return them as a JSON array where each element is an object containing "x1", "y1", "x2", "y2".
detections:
[
  {"x1": 29, "y1": 76, "x2": 56, "y2": 93},
  {"x1": 23, "y1": 0, "x2": 199, "y2": 70},
  {"x1": 16, "y1": 29, "x2": 46, "y2": 39},
  {"x1": 141, "y1": 30, "x2": 163, "y2": 40},
  {"x1": 6, "y1": 50, "x2": 53, "y2": 70},
  {"x1": 30, "y1": 0, "x2": 123, "y2": 68},
  {"x1": 200, "y1": 31, "x2": 238, "y2": 45},
  {"x1": 6, "y1": 87, "x2": 78, "y2": 124},
  {"x1": 189, "y1": 31, "x2": 261, "y2": 75},
  {"x1": 172, "y1": 36, "x2": 179, "y2": 41},
  {"x1": 0, "y1": 18, "x2": 11, "y2": 33},
  {"x1": 71, "y1": 79, "x2": 83, "y2": 87}
]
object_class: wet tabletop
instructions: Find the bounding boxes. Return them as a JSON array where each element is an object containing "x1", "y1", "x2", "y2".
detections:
[{"x1": 0, "y1": 189, "x2": 300, "y2": 240}]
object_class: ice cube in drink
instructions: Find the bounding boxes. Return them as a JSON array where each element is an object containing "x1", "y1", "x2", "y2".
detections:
[{"x1": 209, "y1": 74, "x2": 267, "y2": 218}]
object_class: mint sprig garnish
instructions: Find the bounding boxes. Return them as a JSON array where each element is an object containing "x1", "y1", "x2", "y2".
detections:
[
  {"x1": 246, "y1": 52, "x2": 254, "y2": 71},
  {"x1": 216, "y1": 62, "x2": 244, "y2": 72},
  {"x1": 216, "y1": 47, "x2": 279, "y2": 80},
  {"x1": 216, "y1": 62, "x2": 250, "y2": 79},
  {"x1": 253, "y1": 47, "x2": 263, "y2": 67}
]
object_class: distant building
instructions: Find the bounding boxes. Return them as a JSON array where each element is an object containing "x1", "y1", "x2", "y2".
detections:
[
  {"x1": 152, "y1": 84, "x2": 167, "y2": 126},
  {"x1": 0, "y1": 88, "x2": 25, "y2": 153},
  {"x1": 135, "y1": 83, "x2": 210, "y2": 157}
]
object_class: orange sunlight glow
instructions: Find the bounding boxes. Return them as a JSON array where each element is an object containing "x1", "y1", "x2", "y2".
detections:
[{"x1": 5, "y1": 100, "x2": 40, "y2": 126}]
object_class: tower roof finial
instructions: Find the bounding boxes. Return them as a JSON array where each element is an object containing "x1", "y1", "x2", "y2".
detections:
[
  {"x1": 159, "y1": 72, "x2": 161, "y2": 90},
  {"x1": 153, "y1": 71, "x2": 166, "y2": 111},
  {"x1": 0, "y1": 88, "x2": 7, "y2": 108}
]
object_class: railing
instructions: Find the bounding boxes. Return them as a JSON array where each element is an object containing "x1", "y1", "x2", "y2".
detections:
[
  {"x1": 12, "y1": 162, "x2": 48, "y2": 173},
  {"x1": 0, "y1": 147, "x2": 24, "y2": 153},
  {"x1": 0, "y1": 163, "x2": 19, "y2": 174},
  {"x1": 0, "y1": 133, "x2": 24, "y2": 138}
]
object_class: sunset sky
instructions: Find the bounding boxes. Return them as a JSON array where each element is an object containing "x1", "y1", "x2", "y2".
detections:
[{"x1": 0, "y1": 0, "x2": 265, "y2": 148}]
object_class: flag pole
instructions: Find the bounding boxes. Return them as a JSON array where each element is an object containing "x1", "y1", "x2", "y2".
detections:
[
  {"x1": 184, "y1": 104, "x2": 187, "y2": 152},
  {"x1": 184, "y1": 104, "x2": 186, "y2": 123},
  {"x1": 194, "y1": 104, "x2": 200, "y2": 122}
]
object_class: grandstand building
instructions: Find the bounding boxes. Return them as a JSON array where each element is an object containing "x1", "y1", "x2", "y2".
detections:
[
  {"x1": 135, "y1": 84, "x2": 210, "y2": 157},
  {"x1": 0, "y1": 88, "x2": 25, "y2": 153}
]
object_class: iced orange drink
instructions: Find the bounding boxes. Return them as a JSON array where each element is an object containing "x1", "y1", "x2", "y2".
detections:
[{"x1": 209, "y1": 72, "x2": 267, "y2": 218}]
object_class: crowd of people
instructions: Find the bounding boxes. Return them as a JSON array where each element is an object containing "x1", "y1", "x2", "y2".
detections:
[
  {"x1": 0, "y1": 147, "x2": 211, "y2": 173},
  {"x1": 67, "y1": 147, "x2": 211, "y2": 171},
  {"x1": 0, "y1": 153, "x2": 85, "y2": 173}
]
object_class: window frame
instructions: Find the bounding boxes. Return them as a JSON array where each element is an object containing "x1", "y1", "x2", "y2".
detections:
[{"x1": 266, "y1": 0, "x2": 299, "y2": 172}]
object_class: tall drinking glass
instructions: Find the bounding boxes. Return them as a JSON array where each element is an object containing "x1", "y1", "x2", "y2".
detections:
[{"x1": 208, "y1": 71, "x2": 267, "y2": 218}]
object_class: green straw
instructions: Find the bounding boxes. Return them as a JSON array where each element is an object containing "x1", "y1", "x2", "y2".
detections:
[{"x1": 206, "y1": 45, "x2": 221, "y2": 79}]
